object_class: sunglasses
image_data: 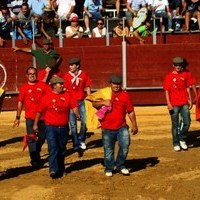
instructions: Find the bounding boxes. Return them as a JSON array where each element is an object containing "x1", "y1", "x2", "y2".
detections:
[
  {"x1": 97, "y1": 22, "x2": 103, "y2": 25},
  {"x1": 173, "y1": 63, "x2": 182, "y2": 66}
]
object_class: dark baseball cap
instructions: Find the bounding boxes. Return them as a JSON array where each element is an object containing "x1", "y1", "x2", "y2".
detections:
[{"x1": 110, "y1": 74, "x2": 122, "y2": 84}]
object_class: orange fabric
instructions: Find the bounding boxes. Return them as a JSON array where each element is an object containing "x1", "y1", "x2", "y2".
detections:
[{"x1": 22, "y1": 134, "x2": 38, "y2": 151}]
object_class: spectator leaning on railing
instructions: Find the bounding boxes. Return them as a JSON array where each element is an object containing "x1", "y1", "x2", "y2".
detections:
[
  {"x1": 15, "y1": 3, "x2": 34, "y2": 44},
  {"x1": 7, "y1": 0, "x2": 27, "y2": 15}
]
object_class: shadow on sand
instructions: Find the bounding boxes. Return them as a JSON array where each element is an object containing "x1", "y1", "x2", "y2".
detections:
[
  {"x1": 187, "y1": 129, "x2": 200, "y2": 148},
  {"x1": 0, "y1": 136, "x2": 22, "y2": 147}
]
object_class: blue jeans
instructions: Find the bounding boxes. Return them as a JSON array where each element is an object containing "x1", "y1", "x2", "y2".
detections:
[
  {"x1": 26, "y1": 118, "x2": 46, "y2": 164},
  {"x1": 155, "y1": 10, "x2": 173, "y2": 30},
  {"x1": 170, "y1": 105, "x2": 191, "y2": 146},
  {"x1": 46, "y1": 125, "x2": 69, "y2": 174},
  {"x1": 102, "y1": 125, "x2": 130, "y2": 172},
  {"x1": 70, "y1": 100, "x2": 86, "y2": 150}
]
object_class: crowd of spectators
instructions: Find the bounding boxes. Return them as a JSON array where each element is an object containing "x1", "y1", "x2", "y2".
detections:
[{"x1": 0, "y1": 0, "x2": 200, "y2": 46}]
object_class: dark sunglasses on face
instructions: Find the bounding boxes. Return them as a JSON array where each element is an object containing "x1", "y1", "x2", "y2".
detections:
[
  {"x1": 173, "y1": 63, "x2": 182, "y2": 66},
  {"x1": 97, "y1": 22, "x2": 103, "y2": 25}
]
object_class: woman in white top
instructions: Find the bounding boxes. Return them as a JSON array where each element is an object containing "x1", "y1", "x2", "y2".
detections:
[
  {"x1": 65, "y1": 16, "x2": 83, "y2": 38},
  {"x1": 91, "y1": 19, "x2": 107, "y2": 38}
]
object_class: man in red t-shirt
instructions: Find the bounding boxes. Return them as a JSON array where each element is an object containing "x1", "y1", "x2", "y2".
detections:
[
  {"x1": 163, "y1": 57, "x2": 192, "y2": 152},
  {"x1": 13, "y1": 67, "x2": 48, "y2": 167},
  {"x1": 63, "y1": 58, "x2": 91, "y2": 152},
  {"x1": 33, "y1": 76, "x2": 80, "y2": 179},
  {"x1": 88, "y1": 74, "x2": 138, "y2": 177}
]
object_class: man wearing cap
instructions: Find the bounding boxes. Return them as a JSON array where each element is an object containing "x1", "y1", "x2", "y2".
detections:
[
  {"x1": 86, "y1": 74, "x2": 138, "y2": 177},
  {"x1": 65, "y1": 16, "x2": 83, "y2": 38},
  {"x1": 163, "y1": 56, "x2": 192, "y2": 152},
  {"x1": 33, "y1": 76, "x2": 80, "y2": 179},
  {"x1": 13, "y1": 38, "x2": 62, "y2": 82},
  {"x1": 63, "y1": 58, "x2": 91, "y2": 152},
  {"x1": 13, "y1": 67, "x2": 48, "y2": 167}
]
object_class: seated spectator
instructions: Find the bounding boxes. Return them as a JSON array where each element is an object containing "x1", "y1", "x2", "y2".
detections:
[
  {"x1": 133, "y1": 20, "x2": 152, "y2": 44},
  {"x1": 91, "y1": 18, "x2": 107, "y2": 37},
  {"x1": 0, "y1": 5, "x2": 17, "y2": 41},
  {"x1": 112, "y1": 19, "x2": 129, "y2": 37},
  {"x1": 28, "y1": 0, "x2": 48, "y2": 34},
  {"x1": 168, "y1": 0, "x2": 182, "y2": 17},
  {"x1": 103, "y1": 0, "x2": 121, "y2": 17},
  {"x1": 126, "y1": 0, "x2": 146, "y2": 33},
  {"x1": 15, "y1": 3, "x2": 33, "y2": 44},
  {"x1": 40, "y1": 4, "x2": 59, "y2": 40},
  {"x1": 7, "y1": 0, "x2": 27, "y2": 15},
  {"x1": 151, "y1": 0, "x2": 173, "y2": 32},
  {"x1": 65, "y1": 16, "x2": 83, "y2": 38},
  {"x1": 182, "y1": 0, "x2": 200, "y2": 31},
  {"x1": 83, "y1": 0, "x2": 104, "y2": 34},
  {"x1": 52, "y1": 0, "x2": 78, "y2": 21}
]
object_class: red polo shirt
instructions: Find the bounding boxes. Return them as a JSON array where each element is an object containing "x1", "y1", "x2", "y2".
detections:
[
  {"x1": 101, "y1": 90, "x2": 134, "y2": 130},
  {"x1": 163, "y1": 71, "x2": 190, "y2": 106},
  {"x1": 37, "y1": 90, "x2": 78, "y2": 127},
  {"x1": 18, "y1": 81, "x2": 48, "y2": 120},
  {"x1": 63, "y1": 71, "x2": 91, "y2": 100}
]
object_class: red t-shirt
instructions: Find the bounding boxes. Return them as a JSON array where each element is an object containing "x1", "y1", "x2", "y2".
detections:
[
  {"x1": 37, "y1": 90, "x2": 78, "y2": 127},
  {"x1": 183, "y1": 69, "x2": 196, "y2": 86},
  {"x1": 63, "y1": 71, "x2": 91, "y2": 100},
  {"x1": 18, "y1": 81, "x2": 48, "y2": 120},
  {"x1": 100, "y1": 90, "x2": 134, "y2": 130},
  {"x1": 163, "y1": 71, "x2": 190, "y2": 106}
]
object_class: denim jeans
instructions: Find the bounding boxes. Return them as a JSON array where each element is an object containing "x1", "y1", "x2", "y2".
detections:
[
  {"x1": 26, "y1": 118, "x2": 46, "y2": 164},
  {"x1": 155, "y1": 10, "x2": 173, "y2": 30},
  {"x1": 70, "y1": 100, "x2": 86, "y2": 150},
  {"x1": 102, "y1": 125, "x2": 130, "y2": 172},
  {"x1": 46, "y1": 125, "x2": 69, "y2": 174},
  {"x1": 170, "y1": 105, "x2": 191, "y2": 146}
]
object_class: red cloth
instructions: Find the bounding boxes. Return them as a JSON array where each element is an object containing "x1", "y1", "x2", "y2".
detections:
[
  {"x1": 37, "y1": 90, "x2": 78, "y2": 127},
  {"x1": 100, "y1": 90, "x2": 134, "y2": 130},
  {"x1": 63, "y1": 71, "x2": 91, "y2": 100},
  {"x1": 18, "y1": 81, "x2": 48, "y2": 120},
  {"x1": 183, "y1": 69, "x2": 196, "y2": 86},
  {"x1": 163, "y1": 71, "x2": 190, "y2": 106},
  {"x1": 196, "y1": 89, "x2": 200, "y2": 121},
  {"x1": 22, "y1": 133, "x2": 38, "y2": 151}
]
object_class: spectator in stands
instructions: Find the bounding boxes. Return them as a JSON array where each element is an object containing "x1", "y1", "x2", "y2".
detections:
[
  {"x1": 91, "y1": 18, "x2": 107, "y2": 37},
  {"x1": 7, "y1": 0, "x2": 27, "y2": 15},
  {"x1": 126, "y1": 0, "x2": 146, "y2": 33},
  {"x1": 112, "y1": 19, "x2": 129, "y2": 37},
  {"x1": 182, "y1": 0, "x2": 200, "y2": 31},
  {"x1": 168, "y1": 0, "x2": 182, "y2": 17},
  {"x1": 103, "y1": 0, "x2": 121, "y2": 18},
  {"x1": 15, "y1": 3, "x2": 33, "y2": 44},
  {"x1": 40, "y1": 3, "x2": 59, "y2": 40},
  {"x1": 83, "y1": 0, "x2": 104, "y2": 34},
  {"x1": 151, "y1": 0, "x2": 174, "y2": 32},
  {"x1": 28, "y1": 0, "x2": 48, "y2": 34},
  {"x1": 0, "y1": 5, "x2": 17, "y2": 42},
  {"x1": 133, "y1": 20, "x2": 152, "y2": 44},
  {"x1": 65, "y1": 16, "x2": 83, "y2": 38},
  {"x1": 52, "y1": 0, "x2": 77, "y2": 21}
]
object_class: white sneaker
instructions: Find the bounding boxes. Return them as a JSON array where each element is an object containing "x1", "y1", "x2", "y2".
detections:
[
  {"x1": 105, "y1": 171, "x2": 113, "y2": 177},
  {"x1": 84, "y1": 28, "x2": 90, "y2": 34},
  {"x1": 179, "y1": 141, "x2": 188, "y2": 150},
  {"x1": 79, "y1": 142, "x2": 86, "y2": 150},
  {"x1": 174, "y1": 145, "x2": 181, "y2": 151},
  {"x1": 168, "y1": 28, "x2": 174, "y2": 32},
  {"x1": 121, "y1": 168, "x2": 130, "y2": 176}
]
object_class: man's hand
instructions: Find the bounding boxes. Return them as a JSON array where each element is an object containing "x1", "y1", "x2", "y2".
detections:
[{"x1": 131, "y1": 127, "x2": 138, "y2": 135}]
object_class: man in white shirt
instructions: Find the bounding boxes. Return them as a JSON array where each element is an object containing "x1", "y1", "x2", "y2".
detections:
[{"x1": 53, "y1": 0, "x2": 77, "y2": 20}]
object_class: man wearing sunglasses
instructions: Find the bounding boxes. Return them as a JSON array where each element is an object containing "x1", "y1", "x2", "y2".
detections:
[{"x1": 163, "y1": 57, "x2": 192, "y2": 152}]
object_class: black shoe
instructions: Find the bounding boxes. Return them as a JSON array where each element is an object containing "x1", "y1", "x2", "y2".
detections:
[{"x1": 50, "y1": 171, "x2": 57, "y2": 179}]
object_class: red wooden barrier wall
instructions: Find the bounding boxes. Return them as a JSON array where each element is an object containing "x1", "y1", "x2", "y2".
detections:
[{"x1": 1, "y1": 36, "x2": 200, "y2": 110}]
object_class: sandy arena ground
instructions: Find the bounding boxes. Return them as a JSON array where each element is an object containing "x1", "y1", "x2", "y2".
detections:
[{"x1": 0, "y1": 106, "x2": 200, "y2": 200}]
